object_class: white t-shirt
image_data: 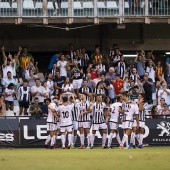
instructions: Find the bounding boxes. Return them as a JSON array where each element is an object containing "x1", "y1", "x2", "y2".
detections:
[
  {"x1": 5, "y1": 88, "x2": 14, "y2": 101},
  {"x1": 2, "y1": 63, "x2": 13, "y2": 79},
  {"x1": 31, "y1": 85, "x2": 46, "y2": 103},
  {"x1": 110, "y1": 102, "x2": 122, "y2": 123},
  {"x1": 42, "y1": 87, "x2": 50, "y2": 100},
  {"x1": 146, "y1": 67, "x2": 155, "y2": 82},
  {"x1": 47, "y1": 80, "x2": 54, "y2": 90},
  {"x1": 62, "y1": 84, "x2": 73, "y2": 92},
  {"x1": 57, "y1": 60, "x2": 67, "y2": 77},
  {"x1": 158, "y1": 89, "x2": 170, "y2": 105},
  {"x1": 47, "y1": 102, "x2": 58, "y2": 123},
  {"x1": 56, "y1": 103, "x2": 74, "y2": 127},
  {"x1": 157, "y1": 104, "x2": 164, "y2": 115}
]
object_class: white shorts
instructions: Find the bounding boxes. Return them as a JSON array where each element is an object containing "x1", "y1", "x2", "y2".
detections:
[
  {"x1": 73, "y1": 121, "x2": 79, "y2": 130},
  {"x1": 132, "y1": 120, "x2": 137, "y2": 127},
  {"x1": 47, "y1": 123, "x2": 55, "y2": 131},
  {"x1": 109, "y1": 122, "x2": 118, "y2": 130},
  {"x1": 139, "y1": 121, "x2": 145, "y2": 128},
  {"x1": 92, "y1": 123, "x2": 107, "y2": 131},
  {"x1": 55, "y1": 123, "x2": 60, "y2": 130},
  {"x1": 79, "y1": 122, "x2": 90, "y2": 129},
  {"x1": 124, "y1": 121, "x2": 133, "y2": 129},
  {"x1": 60, "y1": 125, "x2": 73, "y2": 133},
  {"x1": 72, "y1": 79, "x2": 83, "y2": 89}
]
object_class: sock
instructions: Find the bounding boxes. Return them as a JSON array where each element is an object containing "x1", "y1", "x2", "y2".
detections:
[
  {"x1": 87, "y1": 134, "x2": 91, "y2": 147},
  {"x1": 116, "y1": 133, "x2": 121, "y2": 145},
  {"x1": 53, "y1": 135, "x2": 56, "y2": 145},
  {"x1": 90, "y1": 134, "x2": 95, "y2": 147},
  {"x1": 139, "y1": 134, "x2": 143, "y2": 145},
  {"x1": 68, "y1": 134, "x2": 72, "y2": 146},
  {"x1": 50, "y1": 136, "x2": 54, "y2": 146},
  {"x1": 72, "y1": 135, "x2": 77, "y2": 146},
  {"x1": 122, "y1": 134, "x2": 128, "y2": 147},
  {"x1": 102, "y1": 133, "x2": 107, "y2": 147},
  {"x1": 45, "y1": 134, "x2": 51, "y2": 145},
  {"x1": 136, "y1": 134, "x2": 140, "y2": 144},
  {"x1": 80, "y1": 134, "x2": 85, "y2": 146},
  {"x1": 130, "y1": 132, "x2": 135, "y2": 144},
  {"x1": 61, "y1": 135, "x2": 66, "y2": 147},
  {"x1": 108, "y1": 133, "x2": 114, "y2": 147}
]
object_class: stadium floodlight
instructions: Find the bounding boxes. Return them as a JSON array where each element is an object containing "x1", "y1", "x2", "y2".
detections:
[
  {"x1": 165, "y1": 52, "x2": 170, "y2": 55},
  {"x1": 123, "y1": 54, "x2": 137, "y2": 57}
]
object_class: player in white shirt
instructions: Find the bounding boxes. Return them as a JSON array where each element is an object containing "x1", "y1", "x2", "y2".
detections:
[
  {"x1": 119, "y1": 92, "x2": 139, "y2": 149},
  {"x1": 44, "y1": 98, "x2": 59, "y2": 149},
  {"x1": 87, "y1": 94, "x2": 109, "y2": 149},
  {"x1": 107, "y1": 96, "x2": 122, "y2": 148},
  {"x1": 78, "y1": 93, "x2": 91, "y2": 149},
  {"x1": 56, "y1": 96, "x2": 74, "y2": 149}
]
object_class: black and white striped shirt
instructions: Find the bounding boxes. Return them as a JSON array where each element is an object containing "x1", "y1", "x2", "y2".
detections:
[
  {"x1": 80, "y1": 53, "x2": 89, "y2": 67},
  {"x1": 91, "y1": 102, "x2": 106, "y2": 124},
  {"x1": 71, "y1": 103, "x2": 80, "y2": 121},
  {"x1": 139, "y1": 103, "x2": 147, "y2": 122},
  {"x1": 79, "y1": 86, "x2": 92, "y2": 101},
  {"x1": 79, "y1": 101, "x2": 90, "y2": 122},
  {"x1": 18, "y1": 86, "x2": 30, "y2": 102},
  {"x1": 93, "y1": 88, "x2": 105, "y2": 95}
]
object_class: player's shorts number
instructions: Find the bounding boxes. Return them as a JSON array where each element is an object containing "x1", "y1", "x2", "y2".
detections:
[{"x1": 62, "y1": 111, "x2": 69, "y2": 118}]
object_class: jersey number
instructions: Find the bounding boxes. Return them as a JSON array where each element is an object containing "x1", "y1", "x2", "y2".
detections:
[{"x1": 62, "y1": 111, "x2": 69, "y2": 118}]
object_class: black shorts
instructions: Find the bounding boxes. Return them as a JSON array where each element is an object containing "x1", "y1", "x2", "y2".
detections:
[
  {"x1": 5, "y1": 101, "x2": 14, "y2": 105},
  {"x1": 19, "y1": 101, "x2": 29, "y2": 108}
]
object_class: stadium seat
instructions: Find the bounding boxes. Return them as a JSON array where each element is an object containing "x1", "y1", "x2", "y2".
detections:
[
  {"x1": 0, "y1": 2, "x2": 11, "y2": 9},
  {"x1": 37, "y1": 72, "x2": 45, "y2": 82},
  {"x1": 124, "y1": 2, "x2": 130, "y2": 9},
  {"x1": 11, "y1": 2, "x2": 17, "y2": 9},
  {"x1": 47, "y1": 2, "x2": 58, "y2": 9},
  {"x1": 23, "y1": 0, "x2": 35, "y2": 10},
  {"x1": 82, "y1": 1, "x2": 94, "y2": 9},
  {"x1": 106, "y1": 1, "x2": 118, "y2": 9},
  {"x1": 35, "y1": 2, "x2": 43, "y2": 9},
  {"x1": 74, "y1": 1, "x2": 83, "y2": 10},
  {"x1": 61, "y1": 1, "x2": 68, "y2": 9},
  {"x1": 97, "y1": 2, "x2": 106, "y2": 9}
]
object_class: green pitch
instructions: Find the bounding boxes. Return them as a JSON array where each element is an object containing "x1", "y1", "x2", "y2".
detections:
[{"x1": 0, "y1": 147, "x2": 170, "y2": 170}]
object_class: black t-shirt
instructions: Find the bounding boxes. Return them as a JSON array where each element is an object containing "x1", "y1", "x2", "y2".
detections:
[
  {"x1": 96, "y1": 80, "x2": 110, "y2": 96},
  {"x1": 53, "y1": 76, "x2": 65, "y2": 88},
  {"x1": 72, "y1": 66, "x2": 83, "y2": 79},
  {"x1": 0, "y1": 84, "x2": 3, "y2": 95},
  {"x1": 143, "y1": 78, "x2": 153, "y2": 93}
]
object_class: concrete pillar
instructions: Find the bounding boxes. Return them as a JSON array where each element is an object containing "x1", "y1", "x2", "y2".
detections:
[
  {"x1": 94, "y1": 0, "x2": 97, "y2": 17},
  {"x1": 145, "y1": 0, "x2": 149, "y2": 16},
  {"x1": 68, "y1": 0, "x2": 73, "y2": 17},
  {"x1": 17, "y1": 0, "x2": 22, "y2": 17}
]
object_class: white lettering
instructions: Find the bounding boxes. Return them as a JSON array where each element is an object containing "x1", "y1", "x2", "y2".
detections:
[
  {"x1": 37, "y1": 125, "x2": 48, "y2": 139},
  {"x1": 23, "y1": 126, "x2": 35, "y2": 139}
]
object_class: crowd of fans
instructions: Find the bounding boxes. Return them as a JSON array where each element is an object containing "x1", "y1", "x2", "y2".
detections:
[{"x1": 0, "y1": 43, "x2": 170, "y2": 118}]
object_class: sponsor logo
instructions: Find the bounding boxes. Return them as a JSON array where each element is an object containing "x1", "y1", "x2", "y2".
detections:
[
  {"x1": 157, "y1": 121, "x2": 170, "y2": 136},
  {"x1": 0, "y1": 133, "x2": 14, "y2": 142}
]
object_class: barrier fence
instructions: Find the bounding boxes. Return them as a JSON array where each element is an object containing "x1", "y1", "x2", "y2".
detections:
[
  {"x1": 0, "y1": 0, "x2": 170, "y2": 17},
  {"x1": 0, "y1": 117, "x2": 170, "y2": 147}
]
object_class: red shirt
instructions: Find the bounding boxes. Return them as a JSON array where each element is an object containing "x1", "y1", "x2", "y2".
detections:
[
  {"x1": 90, "y1": 71, "x2": 97, "y2": 80},
  {"x1": 112, "y1": 79, "x2": 123, "y2": 95}
]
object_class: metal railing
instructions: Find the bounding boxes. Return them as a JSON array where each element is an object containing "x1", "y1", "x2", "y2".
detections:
[{"x1": 0, "y1": 0, "x2": 170, "y2": 17}]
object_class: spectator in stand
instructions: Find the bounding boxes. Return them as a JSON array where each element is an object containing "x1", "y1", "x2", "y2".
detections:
[
  {"x1": 96, "y1": 59, "x2": 106, "y2": 73},
  {"x1": 31, "y1": 78, "x2": 46, "y2": 107},
  {"x1": 2, "y1": 71, "x2": 16, "y2": 88},
  {"x1": 46, "y1": 73, "x2": 54, "y2": 95},
  {"x1": 62, "y1": 77, "x2": 74, "y2": 94},
  {"x1": 156, "y1": 74, "x2": 166, "y2": 91},
  {"x1": 0, "y1": 79, "x2": 4, "y2": 95},
  {"x1": 27, "y1": 70, "x2": 38, "y2": 88},
  {"x1": 67, "y1": 43, "x2": 76, "y2": 63},
  {"x1": 146, "y1": 60, "x2": 156, "y2": 93},
  {"x1": 137, "y1": 78, "x2": 145, "y2": 93},
  {"x1": 4, "y1": 83, "x2": 16, "y2": 112},
  {"x1": 109, "y1": 44, "x2": 118, "y2": 66},
  {"x1": 130, "y1": 67, "x2": 139, "y2": 84},
  {"x1": 113, "y1": 48, "x2": 121, "y2": 67},
  {"x1": 106, "y1": 67, "x2": 115, "y2": 83},
  {"x1": 42, "y1": 81, "x2": 50, "y2": 100},
  {"x1": 86, "y1": 73, "x2": 93, "y2": 90},
  {"x1": 53, "y1": 70, "x2": 65, "y2": 91},
  {"x1": 1, "y1": 47, "x2": 14, "y2": 79},
  {"x1": 57, "y1": 54, "x2": 68, "y2": 78},
  {"x1": 157, "y1": 98, "x2": 165, "y2": 115},
  {"x1": 79, "y1": 47, "x2": 89, "y2": 73},
  {"x1": 123, "y1": 77, "x2": 130, "y2": 92},
  {"x1": 116, "y1": 55, "x2": 126, "y2": 79},
  {"x1": 150, "y1": 106, "x2": 159, "y2": 118},
  {"x1": 142, "y1": 72, "x2": 153, "y2": 104},
  {"x1": 18, "y1": 79, "x2": 30, "y2": 116},
  {"x1": 48, "y1": 52, "x2": 62, "y2": 70},
  {"x1": 0, "y1": 94, "x2": 5, "y2": 116},
  {"x1": 112, "y1": 74, "x2": 123, "y2": 95},
  {"x1": 155, "y1": 61, "x2": 163, "y2": 81},
  {"x1": 29, "y1": 97, "x2": 42, "y2": 118},
  {"x1": 19, "y1": 47, "x2": 34, "y2": 79},
  {"x1": 50, "y1": 63, "x2": 58, "y2": 79},
  {"x1": 91, "y1": 46, "x2": 104, "y2": 64},
  {"x1": 87, "y1": 64, "x2": 97, "y2": 80},
  {"x1": 128, "y1": 86, "x2": 139, "y2": 101},
  {"x1": 157, "y1": 83, "x2": 170, "y2": 106},
  {"x1": 51, "y1": 89, "x2": 60, "y2": 100},
  {"x1": 128, "y1": 59, "x2": 136, "y2": 74},
  {"x1": 93, "y1": 81, "x2": 106, "y2": 98},
  {"x1": 25, "y1": 61, "x2": 38, "y2": 79},
  {"x1": 166, "y1": 60, "x2": 170, "y2": 89},
  {"x1": 161, "y1": 103, "x2": 170, "y2": 118},
  {"x1": 134, "y1": 54, "x2": 145, "y2": 79}
]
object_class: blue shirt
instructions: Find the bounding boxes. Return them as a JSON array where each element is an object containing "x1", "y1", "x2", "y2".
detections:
[
  {"x1": 48, "y1": 54, "x2": 58, "y2": 69},
  {"x1": 166, "y1": 58, "x2": 170, "y2": 63},
  {"x1": 137, "y1": 61, "x2": 145, "y2": 76}
]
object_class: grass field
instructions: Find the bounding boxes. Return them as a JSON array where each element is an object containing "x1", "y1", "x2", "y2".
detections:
[{"x1": 0, "y1": 147, "x2": 170, "y2": 170}]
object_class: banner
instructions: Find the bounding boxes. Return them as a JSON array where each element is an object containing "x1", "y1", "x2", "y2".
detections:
[
  {"x1": 0, "y1": 118, "x2": 19, "y2": 147},
  {"x1": 1, "y1": 118, "x2": 170, "y2": 147}
]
